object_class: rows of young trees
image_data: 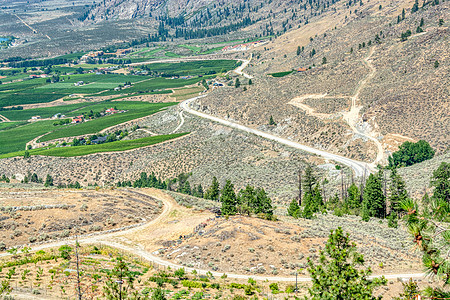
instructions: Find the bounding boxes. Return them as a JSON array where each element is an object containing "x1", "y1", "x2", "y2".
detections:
[{"x1": 117, "y1": 172, "x2": 274, "y2": 219}]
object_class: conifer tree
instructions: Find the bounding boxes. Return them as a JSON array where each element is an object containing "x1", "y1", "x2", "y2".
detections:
[
  {"x1": 306, "y1": 227, "x2": 387, "y2": 299},
  {"x1": 255, "y1": 188, "x2": 273, "y2": 215},
  {"x1": 220, "y1": 180, "x2": 238, "y2": 215},
  {"x1": 346, "y1": 183, "x2": 361, "y2": 209},
  {"x1": 303, "y1": 166, "x2": 317, "y2": 195},
  {"x1": 235, "y1": 78, "x2": 240, "y2": 88},
  {"x1": 389, "y1": 169, "x2": 408, "y2": 213},
  {"x1": 362, "y1": 172, "x2": 386, "y2": 221},
  {"x1": 238, "y1": 185, "x2": 255, "y2": 215},
  {"x1": 287, "y1": 198, "x2": 300, "y2": 218},
  {"x1": 205, "y1": 177, "x2": 220, "y2": 201}
]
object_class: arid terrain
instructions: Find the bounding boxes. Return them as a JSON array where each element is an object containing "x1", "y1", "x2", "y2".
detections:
[{"x1": 0, "y1": 188, "x2": 162, "y2": 249}]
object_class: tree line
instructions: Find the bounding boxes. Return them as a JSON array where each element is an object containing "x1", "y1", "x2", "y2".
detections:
[
  {"x1": 287, "y1": 161, "x2": 449, "y2": 228},
  {"x1": 117, "y1": 172, "x2": 274, "y2": 219}
]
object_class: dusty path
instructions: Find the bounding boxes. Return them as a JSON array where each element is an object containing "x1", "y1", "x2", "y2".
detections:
[
  {"x1": 0, "y1": 189, "x2": 424, "y2": 283},
  {"x1": 289, "y1": 93, "x2": 350, "y2": 119},
  {"x1": 233, "y1": 55, "x2": 253, "y2": 79},
  {"x1": 181, "y1": 96, "x2": 371, "y2": 177},
  {"x1": 171, "y1": 110, "x2": 185, "y2": 134},
  {"x1": 14, "y1": 14, "x2": 51, "y2": 40},
  {"x1": 289, "y1": 48, "x2": 384, "y2": 167}
]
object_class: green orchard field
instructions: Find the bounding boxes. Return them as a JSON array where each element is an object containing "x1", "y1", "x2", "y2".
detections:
[
  {"x1": 0, "y1": 133, "x2": 187, "y2": 158},
  {"x1": 0, "y1": 102, "x2": 176, "y2": 155},
  {"x1": 0, "y1": 120, "x2": 55, "y2": 154},
  {"x1": 39, "y1": 101, "x2": 177, "y2": 142},
  {"x1": 0, "y1": 60, "x2": 236, "y2": 107}
]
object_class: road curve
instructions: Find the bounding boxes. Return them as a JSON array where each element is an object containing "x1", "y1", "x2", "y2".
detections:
[
  {"x1": 180, "y1": 96, "x2": 372, "y2": 177},
  {"x1": 0, "y1": 191, "x2": 424, "y2": 283}
]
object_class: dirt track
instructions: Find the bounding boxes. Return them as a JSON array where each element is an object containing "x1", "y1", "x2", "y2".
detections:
[{"x1": 0, "y1": 188, "x2": 425, "y2": 282}]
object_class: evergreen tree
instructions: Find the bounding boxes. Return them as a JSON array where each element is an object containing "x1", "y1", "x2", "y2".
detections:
[
  {"x1": 434, "y1": 60, "x2": 440, "y2": 68},
  {"x1": 269, "y1": 115, "x2": 276, "y2": 125},
  {"x1": 255, "y1": 188, "x2": 273, "y2": 215},
  {"x1": 238, "y1": 185, "x2": 256, "y2": 215},
  {"x1": 297, "y1": 46, "x2": 301, "y2": 55},
  {"x1": 287, "y1": 198, "x2": 300, "y2": 218},
  {"x1": 44, "y1": 174, "x2": 53, "y2": 187},
  {"x1": 303, "y1": 166, "x2": 317, "y2": 195},
  {"x1": 205, "y1": 177, "x2": 220, "y2": 201},
  {"x1": 306, "y1": 227, "x2": 387, "y2": 299},
  {"x1": 389, "y1": 169, "x2": 408, "y2": 213},
  {"x1": 194, "y1": 184, "x2": 204, "y2": 198},
  {"x1": 181, "y1": 180, "x2": 192, "y2": 195},
  {"x1": 322, "y1": 57, "x2": 327, "y2": 64},
  {"x1": 431, "y1": 162, "x2": 450, "y2": 203},
  {"x1": 235, "y1": 78, "x2": 240, "y2": 88},
  {"x1": 362, "y1": 172, "x2": 386, "y2": 221},
  {"x1": 346, "y1": 183, "x2": 361, "y2": 209},
  {"x1": 220, "y1": 180, "x2": 238, "y2": 215},
  {"x1": 411, "y1": 0, "x2": 419, "y2": 13}
]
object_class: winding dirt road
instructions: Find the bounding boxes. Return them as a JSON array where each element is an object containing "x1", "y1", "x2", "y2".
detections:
[
  {"x1": 0, "y1": 190, "x2": 425, "y2": 283},
  {"x1": 180, "y1": 95, "x2": 372, "y2": 177}
]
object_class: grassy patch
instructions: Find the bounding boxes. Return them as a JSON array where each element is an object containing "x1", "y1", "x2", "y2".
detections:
[
  {"x1": 170, "y1": 86, "x2": 204, "y2": 101},
  {"x1": 0, "y1": 133, "x2": 188, "y2": 158},
  {"x1": 179, "y1": 45, "x2": 202, "y2": 53},
  {"x1": 269, "y1": 71, "x2": 293, "y2": 77},
  {"x1": 142, "y1": 60, "x2": 238, "y2": 77},
  {"x1": 165, "y1": 51, "x2": 182, "y2": 58},
  {"x1": 39, "y1": 102, "x2": 176, "y2": 142}
]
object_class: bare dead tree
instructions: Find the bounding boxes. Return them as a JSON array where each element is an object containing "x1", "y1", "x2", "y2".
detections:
[{"x1": 298, "y1": 169, "x2": 302, "y2": 206}]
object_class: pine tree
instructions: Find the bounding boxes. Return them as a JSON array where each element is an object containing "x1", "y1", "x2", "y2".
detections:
[
  {"x1": 297, "y1": 46, "x2": 301, "y2": 55},
  {"x1": 255, "y1": 188, "x2": 273, "y2": 215},
  {"x1": 44, "y1": 174, "x2": 53, "y2": 187},
  {"x1": 205, "y1": 177, "x2": 220, "y2": 201},
  {"x1": 269, "y1": 115, "x2": 276, "y2": 125},
  {"x1": 411, "y1": 0, "x2": 419, "y2": 13},
  {"x1": 238, "y1": 185, "x2": 255, "y2": 215},
  {"x1": 389, "y1": 169, "x2": 408, "y2": 213},
  {"x1": 431, "y1": 162, "x2": 450, "y2": 203},
  {"x1": 220, "y1": 180, "x2": 238, "y2": 215},
  {"x1": 346, "y1": 183, "x2": 361, "y2": 209},
  {"x1": 306, "y1": 227, "x2": 387, "y2": 299},
  {"x1": 235, "y1": 78, "x2": 240, "y2": 88},
  {"x1": 287, "y1": 198, "x2": 300, "y2": 218},
  {"x1": 362, "y1": 172, "x2": 386, "y2": 221},
  {"x1": 303, "y1": 166, "x2": 317, "y2": 195}
]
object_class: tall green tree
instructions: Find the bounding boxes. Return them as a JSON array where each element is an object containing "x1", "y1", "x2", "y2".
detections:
[
  {"x1": 389, "y1": 169, "x2": 408, "y2": 213},
  {"x1": 205, "y1": 177, "x2": 220, "y2": 201},
  {"x1": 220, "y1": 180, "x2": 238, "y2": 215},
  {"x1": 255, "y1": 188, "x2": 273, "y2": 215},
  {"x1": 235, "y1": 78, "x2": 240, "y2": 88},
  {"x1": 431, "y1": 162, "x2": 450, "y2": 203},
  {"x1": 306, "y1": 227, "x2": 386, "y2": 300},
  {"x1": 238, "y1": 185, "x2": 255, "y2": 215},
  {"x1": 303, "y1": 166, "x2": 317, "y2": 195},
  {"x1": 346, "y1": 183, "x2": 361, "y2": 209},
  {"x1": 362, "y1": 172, "x2": 386, "y2": 221},
  {"x1": 287, "y1": 198, "x2": 300, "y2": 218}
]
